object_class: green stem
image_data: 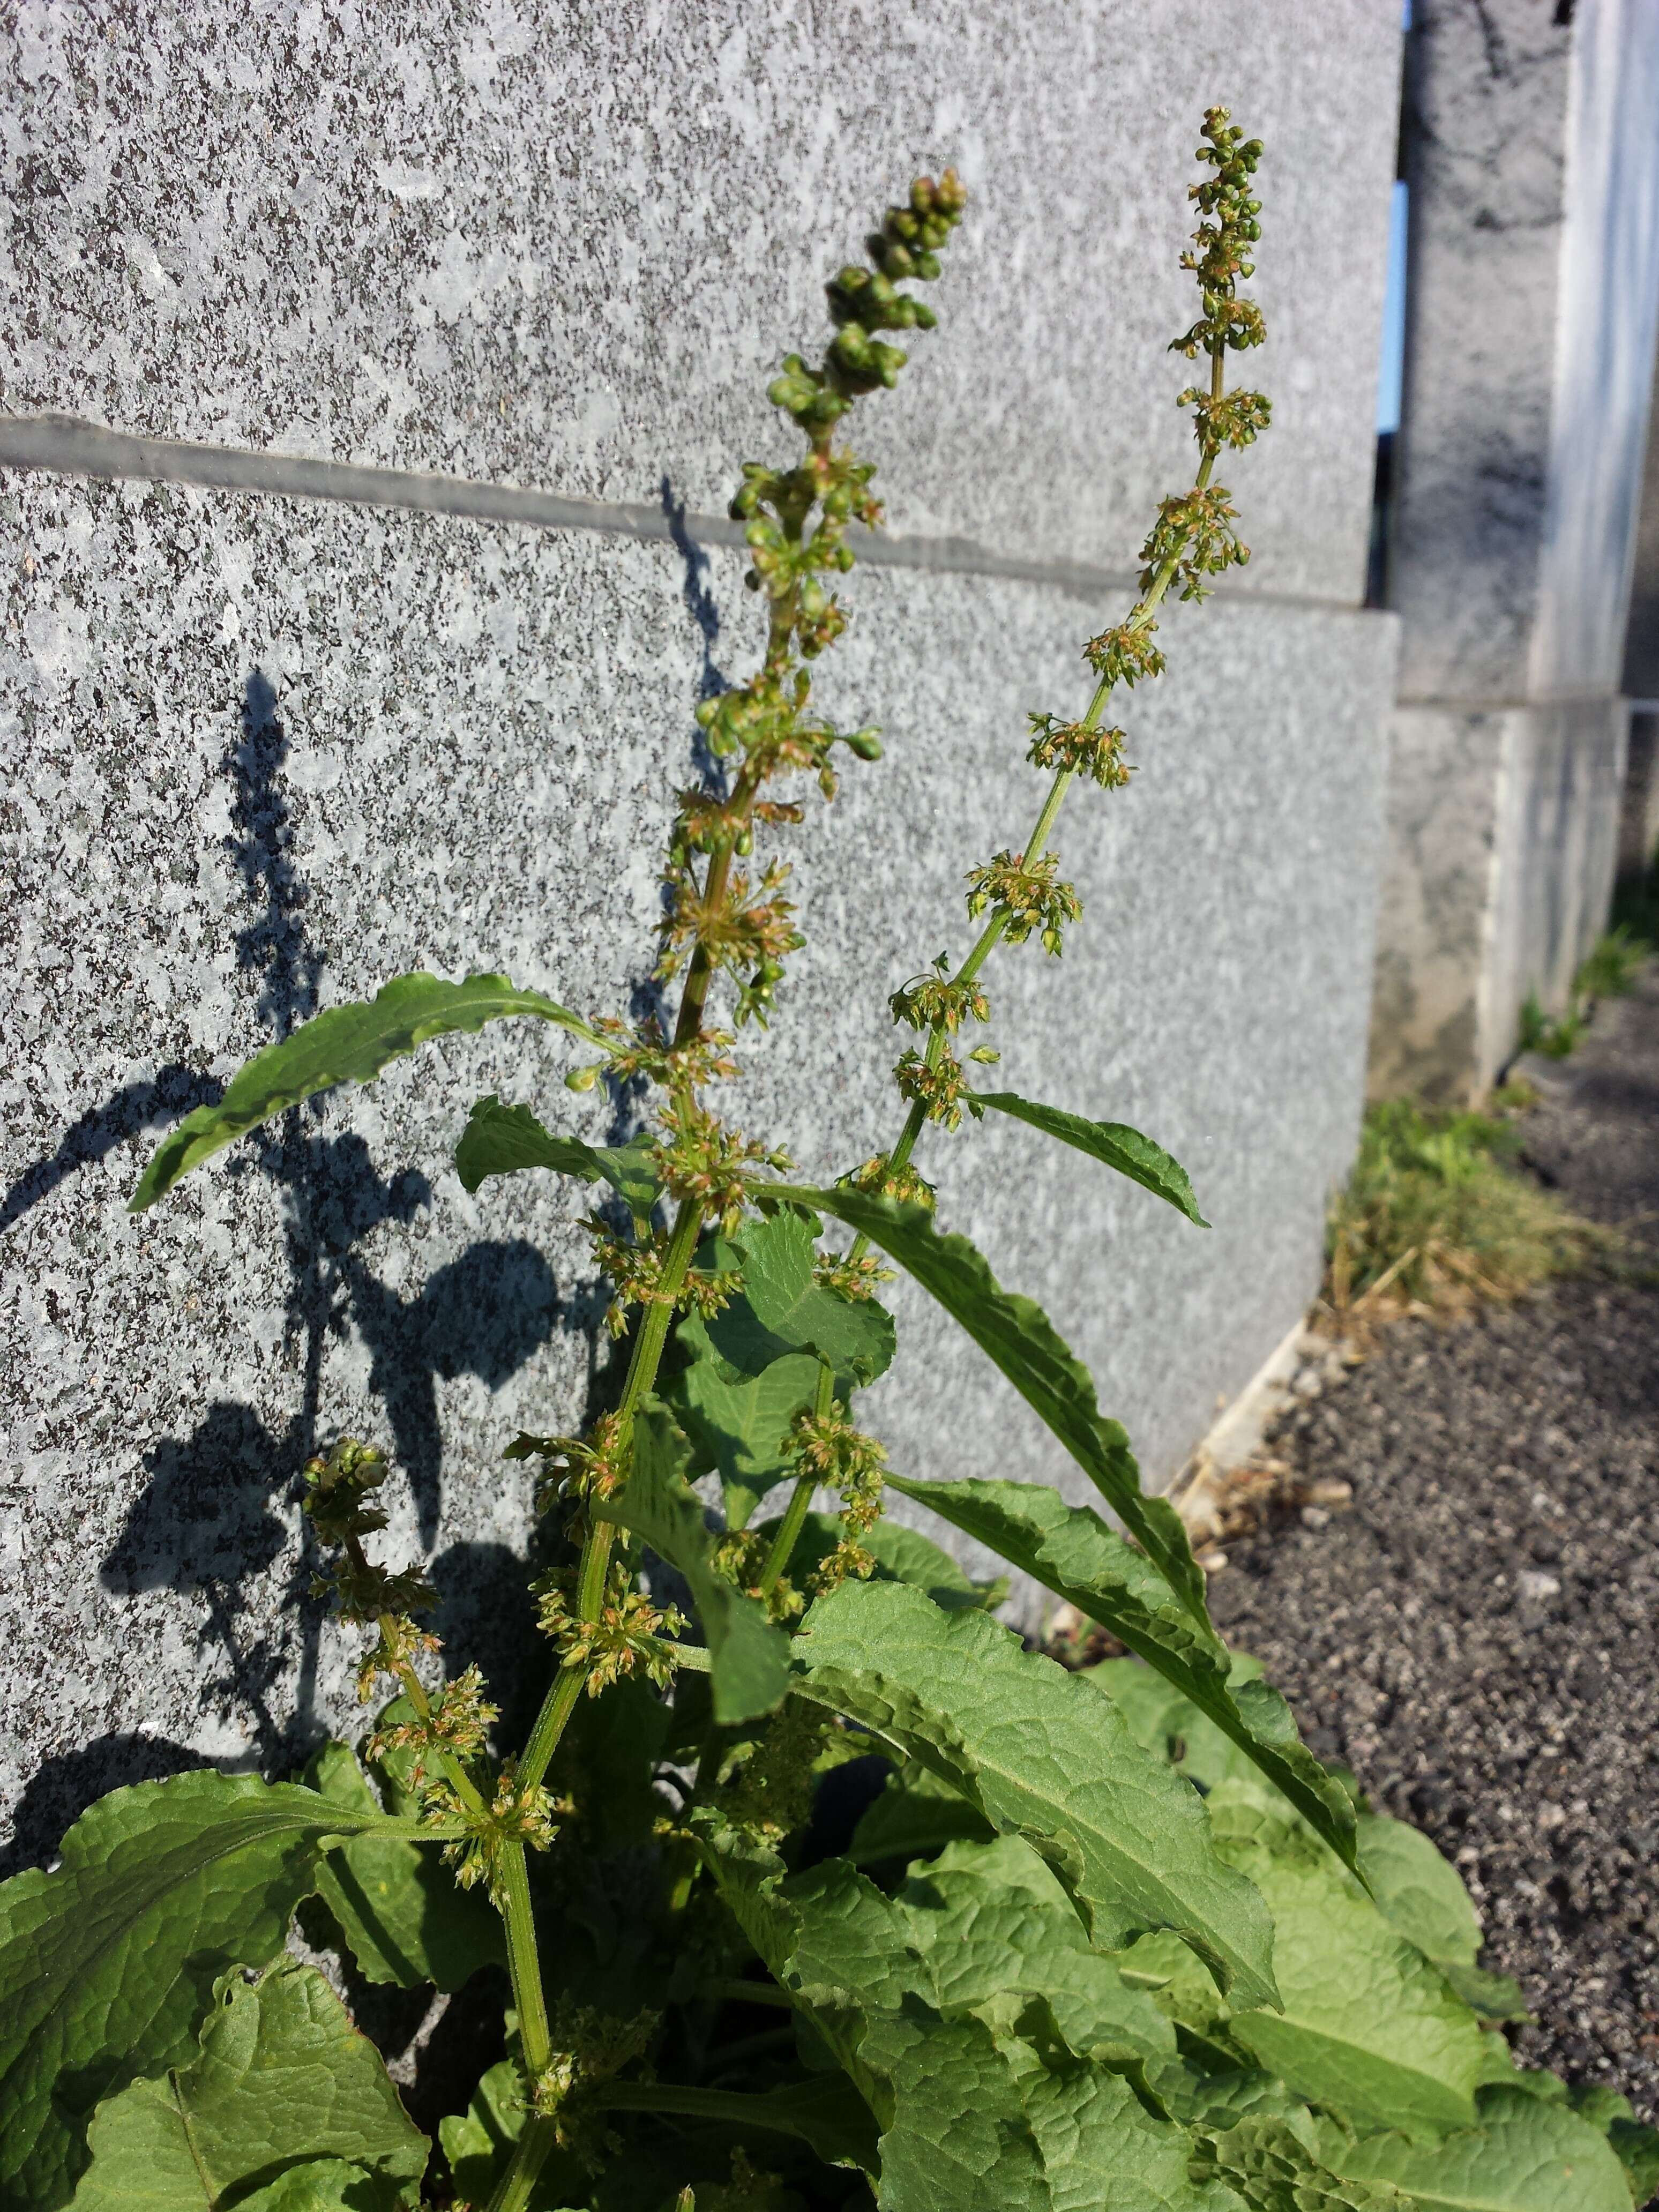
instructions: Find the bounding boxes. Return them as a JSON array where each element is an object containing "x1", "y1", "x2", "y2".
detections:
[
  {"x1": 859, "y1": 377, "x2": 1228, "y2": 1229},
  {"x1": 480, "y1": 1847, "x2": 558, "y2": 2212},
  {"x1": 482, "y1": 2116, "x2": 560, "y2": 2212},
  {"x1": 759, "y1": 1356, "x2": 836, "y2": 1592},
  {"x1": 706, "y1": 1976, "x2": 796, "y2": 2011},
  {"x1": 498, "y1": 1845, "x2": 554, "y2": 2076},
  {"x1": 517, "y1": 1194, "x2": 706, "y2": 1794},
  {"x1": 594, "y1": 2081, "x2": 816, "y2": 2139}
]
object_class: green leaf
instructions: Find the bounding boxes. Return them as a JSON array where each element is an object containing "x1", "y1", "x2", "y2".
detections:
[
  {"x1": 437, "y1": 2057, "x2": 555, "y2": 2211},
  {"x1": 893, "y1": 1476, "x2": 1357, "y2": 1873},
  {"x1": 1440, "y1": 1962, "x2": 1531, "y2": 2024},
  {"x1": 789, "y1": 1579, "x2": 1278, "y2": 2009},
  {"x1": 0, "y1": 1770, "x2": 394, "y2": 2211},
  {"x1": 1206, "y1": 1781, "x2": 1488, "y2": 2139},
  {"x1": 667, "y1": 1319, "x2": 823, "y2": 1525},
  {"x1": 598, "y1": 2074, "x2": 881, "y2": 2173},
  {"x1": 662, "y1": 1213, "x2": 894, "y2": 1525},
  {"x1": 1323, "y1": 2084, "x2": 1637, "y2": 2212},
  {"x1": 714, "y1": 1210, "x2": 895, "y2": 1386},
  {"x1": 1609, "y1": 2115, "x2": 1659, "y2": 2207},
  {"x1": 302, "y1": 1740, "x2": 504, "y2": 1991},
  {"x1": 131, "y1": 973, "x2": 599, "y2": 1210},
  {"x1": 894, "y1": 1836, "x2": 1178, "y2": 2073},
  {"x1": 849, "y1": 1762, "x2": 997, "y2": 1865},
  {"x1": 692, "y1": 1823, "x2": 1215, "y2": 2212},
  {"x1": 1356, "y1": 1812, "x2": 1480, "y2": 1968},
  {"x1": 975, "y1": 1094, "x2": 1209, "y2": 1227},
  {"x1": 437, "y1": 2057, "x2": 520, "y2": 2209},
  {"x1": 69, "y1": 1959, "x2": 427, "y2": 2210},
  {"x1": 236, "y1": 2162, "x2": 380, "y2": 2211},
  {"x1": 765, "y1": 1187, "x2": 1210, "y2": 1623},
  {"x1": 1191, "y1": 2115, "x2": 1407, "y2": 2210},
  {"x1": 595, "y1": 1401, "x2": 790, "y2": 1724},
  {"x1": 453, "y1": 1095, "x2": 661, "y2": 1219},
  {"x1": 771, "y1": 1509, "x2": 1006, "y2": 1613}
]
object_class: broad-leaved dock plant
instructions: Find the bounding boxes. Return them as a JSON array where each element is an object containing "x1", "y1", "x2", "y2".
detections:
[{"x1": 3, "y1": 111, "x2": 1654, "y2": 2212}]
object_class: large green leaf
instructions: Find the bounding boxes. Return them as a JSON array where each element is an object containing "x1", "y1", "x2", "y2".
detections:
[
  {"x1": 763, "y1": 1187, "x2": 1209, "y2": 1623},
  {"x1": 1191, "y1": 2116, "x2": 1406, "y2": 2210},
  {"x1": 664, "y1": 1212, "x2": 895, "y2": 1525},
  {"x1": 69, "y1": 1960, "x2": 427, "y2": 2211},
  {"x1": 716, "y1": 1209, "x2": 895, "y2": 1385},
  {"x1": 893, "y1": 1476, "x2": 1357, "y2": 1873},
  {"x1": 1355, "y1": 1812, "x2": 1479, "y2": 1968},
  {"x1": 453, "y1": 1095, "x2": 661, "y2": 1219},
  {"x1": 789, "y1": 1580, "x2": 1277, "y2": 2009},
  {"x1": 595, "y1": 1401, "x2": 790, "y2": 1724},
  {"x1": 893, "y1": 1837, "x2": 1178, "y2": 2074},
  {"x1": 975, "y1": 1094, "x2": 1209, "y2": 1227},
  {"x1": 131, "y1": 973, "x2": 599, "y2": 1210},
  {"x1": 1351, "y1": 1812, "x2": 1527, "y2": 2022},
  {"x1": 0, "y1": 1770, "x2": 398, "y2": 2211},
  {"x1": 303, "y1": 1741, "x2": 503, "y2": 1991},
  {"x1": 1206, "y1": 1781, "x2": 1488, "y2": 2139},
  {"x1": 1321, "y1": 2084, "x2": 1636, "y2": 2212},
  {"x1": 693, "y1": 1824, "x2": 1219, "y2": 2212},
  {"x1": 667, "y1": 1318, "x2": 823, "y2": 1526}
]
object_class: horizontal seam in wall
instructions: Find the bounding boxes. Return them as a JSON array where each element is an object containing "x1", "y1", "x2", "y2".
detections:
[
  {"x1": 0, "y1": 412, "x2": 1376, "y2": 620},
  {"x1": 1395, "y1": 690, "x2": 1627, "y2": 712}
]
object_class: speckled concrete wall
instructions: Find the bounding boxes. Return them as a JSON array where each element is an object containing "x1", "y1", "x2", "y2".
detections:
[
  {"x1": 0, "y1": 0, "x2": 1401, "y2": 1864},
  {"x1": 1371, "y1": 0, "x2": 1659, "y2": 1101}
]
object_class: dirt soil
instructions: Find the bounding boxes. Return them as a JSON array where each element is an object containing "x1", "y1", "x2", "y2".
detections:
[{"x1": 1208, "y1": 965, "x2": 1659, "y2": 2123}]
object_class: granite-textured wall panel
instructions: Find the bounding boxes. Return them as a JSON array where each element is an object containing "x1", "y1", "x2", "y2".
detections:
[
  {"x1": 1, "y1": 470, "x2": 1393, "y2": 1855},
  {"x1": 1, "y1": 0, "x2": 1399, "y2": 603}
]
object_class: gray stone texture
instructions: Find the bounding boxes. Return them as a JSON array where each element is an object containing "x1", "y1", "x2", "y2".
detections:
[
  {"x1": 0, "y1": 0, "x2": 1403, "y2": 1855},
  {"x1": 1371, "y1": 0, "x2": 1659, "y2": 1100},
  {"x1": 1, "y1": 0, "x2": 1400, "y2": 604}
]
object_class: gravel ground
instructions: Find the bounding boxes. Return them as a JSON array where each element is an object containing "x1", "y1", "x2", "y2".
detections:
[{"x1": 1208, "y1": 964, "x2": 1659, "y2": 2123}]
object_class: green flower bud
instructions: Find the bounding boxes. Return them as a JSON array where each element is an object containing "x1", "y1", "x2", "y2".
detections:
[{"x1": 565, "y1": 1063, "x2": 602, "y2": 1093}]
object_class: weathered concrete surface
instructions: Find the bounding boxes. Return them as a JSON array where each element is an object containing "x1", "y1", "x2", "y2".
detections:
[
  {"x1": 0, "y1": 0, "x2": 1404, "y2": 1859},
  {"x1": 1370, "y1": 697, "x2": 1628, "y2": 1102},
  {"x1": 1371, "y1": 0, "x2": 1659, "y2": 1100},
  {"x1": 0, "y1": 0, "x2": 1399, "y2": 604},
  {"x1": 1, "y1": 472, "x2": 1394, "y2": 1856}
]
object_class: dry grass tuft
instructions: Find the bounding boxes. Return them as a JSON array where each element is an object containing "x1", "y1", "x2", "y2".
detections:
[{"x1": 1319, "y1": 1096, "x2": 1612, "y2": 1346}]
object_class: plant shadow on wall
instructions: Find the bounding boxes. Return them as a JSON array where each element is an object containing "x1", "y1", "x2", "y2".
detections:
[{"x1": 1, "y1": 671, "x2": 582, "y2": 1878}]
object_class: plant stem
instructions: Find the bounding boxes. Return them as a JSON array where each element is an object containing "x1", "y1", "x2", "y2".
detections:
[
  {"x1": 706, "y1": 1976, "x2": 797, "y2": 2010},
  {"x1": 593, "y1": 2080, "x2": 816, "y2": 2138},
  {"x1": 498, "y1": 1844, "x2": 554, "y2": 2074},
  {"x1": 758, "y1": 1354, "x2": 836, "y2": 1591},
  {"x1": 482, "y1": 2116, "x2": 560, "y2": 2212},
  {"x1": 339, "y1": 1529, "x2": 486, "y2": 1815},
  {"x1": 854, "y1": 364, "x2": 1227, "y2": 1239},
  {"x1": 479, "y1": 1844, "x2": 559, "y2": 2212},
  {"x1": 517, "y1": 1194, "x2": 706, "y2": 1795}
]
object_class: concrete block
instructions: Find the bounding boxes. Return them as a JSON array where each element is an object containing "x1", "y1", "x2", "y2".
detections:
[
  {"x1": 0, "y1": 0, "x2": 1400, "y2": 602},
  {"x1": 1371, "y1": 0, "x2": 1659, "y2": 1098},
  {"x1": 1369, "y1": 696, "x2": 1626, "y2": 1100},
  {"x1": 0, "y1": 467, "x2": 1393, "y2": 1856}
]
